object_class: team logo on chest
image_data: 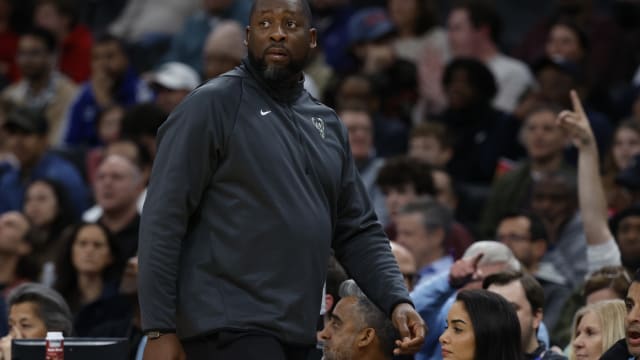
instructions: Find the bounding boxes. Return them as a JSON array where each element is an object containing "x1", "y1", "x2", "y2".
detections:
[{"x1": 312, "y1": 117, "x2": 326, "y2": 139}]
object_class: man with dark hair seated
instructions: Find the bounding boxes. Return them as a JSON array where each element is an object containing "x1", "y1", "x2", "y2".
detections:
[
  {"x1": 319, "y1": 280, "x2": 399, "y2": 360},
  {"x1": 484, "y1": 271, "x2": 567, "y2": 360},
  {"x1": 601, "y1": 269, "x2": 640, "y2": 359},
  {"x1": 376, "y1": 156, "x2": 474, "y2": 259}
]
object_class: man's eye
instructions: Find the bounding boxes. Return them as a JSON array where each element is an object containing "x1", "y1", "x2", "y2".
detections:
[
  {"x1": 287, "y1": 20, "x2": 297, "y2": 28},
  {"x1": 260, "y1": 20, "x2": 270, "y2": 27}
]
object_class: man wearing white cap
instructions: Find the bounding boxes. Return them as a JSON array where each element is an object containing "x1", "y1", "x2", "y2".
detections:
[{"x1": 150, "y1": 62, "x2": 201, "y2": 114}]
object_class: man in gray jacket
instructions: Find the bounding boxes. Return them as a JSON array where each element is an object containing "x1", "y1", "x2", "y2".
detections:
[{"x1": 138, "y1": 0, "x2": 425, "y2": 359}]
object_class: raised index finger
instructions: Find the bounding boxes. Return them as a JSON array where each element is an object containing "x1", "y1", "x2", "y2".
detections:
[{"x1": 570, "y1": 90, "x2": 586, "y2": 117}]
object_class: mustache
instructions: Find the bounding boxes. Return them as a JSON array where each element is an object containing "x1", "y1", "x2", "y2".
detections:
[{"x1": 263, "y1": 45, "x2": 290, "y2": 56}]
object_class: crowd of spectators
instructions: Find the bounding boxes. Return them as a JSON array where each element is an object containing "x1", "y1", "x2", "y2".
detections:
[{"x1": 0, "y1": 0, "x2": 640, "y2": 359}]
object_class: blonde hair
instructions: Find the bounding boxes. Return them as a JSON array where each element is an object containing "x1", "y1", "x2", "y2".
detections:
[{"x1": 569, "y1": 300, "x2": 626, "y2": 360}]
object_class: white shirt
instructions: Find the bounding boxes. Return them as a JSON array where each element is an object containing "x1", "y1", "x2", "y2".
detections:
[{"x1": 486, "y1": 53, "x2": 534, "y2": 113}]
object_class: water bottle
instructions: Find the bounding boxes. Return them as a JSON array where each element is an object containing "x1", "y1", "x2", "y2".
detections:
[{"x1": 45, "y1": 331, "x2": 64, "y2": 360}]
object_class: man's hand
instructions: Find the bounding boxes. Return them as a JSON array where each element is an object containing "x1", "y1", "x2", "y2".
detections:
[
  {"x1": 143, "y1": 333, "x2": 186, "y2": 360},
  {"x1": 449, "y1": 253, "x2": 483, "y2": 289},
  {"x1": 557, "y1": 90, "x2": 596, "y2": 151},
  {"x1": 391, "y1": 303, "x2": 426, "y2": 355}
]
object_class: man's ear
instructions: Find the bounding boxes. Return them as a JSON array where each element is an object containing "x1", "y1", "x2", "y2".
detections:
[
  {"x1": 244, "y1": 26, "x2": 250, "y2": 46},
  {"x1": 325, "y1": 294, "x2": 334, "y2": 314},
  {"x1": 532, "y1": 307, "x2": 543, "y2": 331},
  {"x1": 532, "y1": 240, "x2": 547, "y2": 262},
  {"x1": 309, "y1": 28, "x2": 317, "y2": 49},
  {"x1": 356, "y1": 328, "x2": 376, "y2": 348}
]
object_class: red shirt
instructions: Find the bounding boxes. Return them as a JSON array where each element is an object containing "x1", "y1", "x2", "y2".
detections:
[
  {"x1": 60, "y1": 25, "x2": 92, "y2": 83},
  {"x1": 0, "y1": 30, "x2": 19, "y2": 82}
]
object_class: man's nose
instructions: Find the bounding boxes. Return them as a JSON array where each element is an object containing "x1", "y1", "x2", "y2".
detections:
[
  {"x1": 270, "y1": 25, "x2": 286, "y2": 42},
  {"x1": 318, "y1": 327, "x2": 329, "y2": 340},
  {"x1": 629, "y1": 305, "x2": 640, "y2": 322}
]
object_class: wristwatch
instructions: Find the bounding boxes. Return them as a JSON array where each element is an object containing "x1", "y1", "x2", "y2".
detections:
[{"x1": 145, "y1": 331, "x2": 168, "y2": 340}]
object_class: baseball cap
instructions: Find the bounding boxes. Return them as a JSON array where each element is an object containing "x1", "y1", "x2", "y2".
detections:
[
  {"x1": 348, "y1": 7, "x2": 396, "y2": 46},
  {"x1": 3, "y1": 106, "x2": 48, "y2": 135},
  {"x1": 151, "y1": 62, "x2": 201, "y2": 91},
  {"x1": 532, "y1": 56, "x2": 583, "y2": 82}
]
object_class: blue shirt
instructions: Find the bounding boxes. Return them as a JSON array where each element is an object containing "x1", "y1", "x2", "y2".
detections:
[
  {"x1": 416, "y1": 255, "x2": 453, "y2": 287},
  {"x1": 64, "y1": 67, "x2": 153, "y2": 147},
  {"x1": 0, "y1": 152, "x2": 90, "y2": 216}
]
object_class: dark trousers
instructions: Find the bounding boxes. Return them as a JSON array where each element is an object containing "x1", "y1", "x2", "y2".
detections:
[{"x1": 182, "y1": 331, "x2": 314, "y2": 360}]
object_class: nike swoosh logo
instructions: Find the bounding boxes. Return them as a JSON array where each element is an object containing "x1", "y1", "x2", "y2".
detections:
[{"x1": 260, "y1": 109, "x2": 271, "y2": 116}]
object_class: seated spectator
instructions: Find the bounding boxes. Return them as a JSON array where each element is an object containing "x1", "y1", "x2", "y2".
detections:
[
  {"x1": 202, "y1": 20, "x2": 245, "y2": 80},
  {"x1": 0, "y1": 212, "x2": 39, "y2": 299},
  {"x1": 571, "y1": 300, "x2": 626, "y2": 360},
  {"x1": 2, "y1": 27, "x2": 77, "y2": 145},
  {"x1": 108, "y1": 0, "x2": 200, "y2": 44},
  {"x1": 600, "y1": 270, "x2": 640, "y2": 359},
  {"x1": 436, "y1": 57, "x2": 520, "y2": 185},
  {"x1": 387, "y1": 0, "x2": 444, "y2": 65},
  {"x1": 33, "y1": 0, "x2": 92, "y2": 83},
  {"x1": 603, "y1": 121, "x2": 640, "y2": 213},
  {"x1": 553, "y1": 266, "x2": 632, "y2": 350},
  {"x1": 347, "y1": 7, "x2": 417, "y2": 125},
  {"x1": 396, "y1": 197, "x2": 454, "y2": 286},
  {"x1": 161, "y1": 0, "x2": 251, "y2": 75},
  {"x1": 23, "y1": 179, "x2": 77, "y2": 285},
  {"x1": 54, "y1": 222, "x2": 131, "y2": 336},
  {"x1": 149, "y1": 62, "x2": 201, "y2": 116},
  {"x1": 391, "y1": 242, "x2": 417, "y2": 292},
  {"x1": 545, "y1": 20, "x2": 588, "y2": 66},
  {"x1": 319, "y1": 279, "x2": 399, "y2": 360},
  {"x1": 495, "y1": 211, "x2": 572, "y2": 330},
  {"x1": 411, "y1": 241, "x2": 523, "y2": 360},
  {"x1": 531, "y1": 169, "x2": 587, "y2": 287},
  {"x1": 376, "y1": 156, "x2": 474, "y2": 259},
  {"x1": 407, "y1": 122, "x2": 452, "y2": 169},
  {"x1": 610, "y1": 206, "x2": 640, "y2": 274},
  {"x1": 439, "y1": 289, "x2": 522, "y2": 360},
  {"x1": 446, "y1": 2, "x2": 533, "y2": 113},
  {"x1": 331, "y1": 73, "x2": 408, "y2": 157},
  {"x1": 0, "y1": 283, "x2": 72, "y2": 359},
  {"x1": 480, "y1": 104, "x2": 570, "y2": 236},
  {"x1": 515, "y1": 0, "x2": 628, "y2": 92},
  {"x1": 86, "y1": 154, "x2": 145, "y2": 262},
  {"x1": 64, "y1": 34, "x2": 153, "y2": 147},
  {"x1": 0, "y1": 106, "x2": 90, "y2": 215},
  {"x1": 516, "y1": 57, "x2": 612, "y2": 161},
  {"x1": 484, "y1": 271, "x2": 568, "y2": 360},
  {"x1": 339, "y1": 101, "x2": 387, "y2": 225}
]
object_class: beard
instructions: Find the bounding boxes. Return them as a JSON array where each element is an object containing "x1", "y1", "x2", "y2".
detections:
[
  {"x1": 322, "y1": 346, "x2": 354, "y2": 360},
  {"x1": 248, "y1": 46, "x2": 309, "y2": 83}
]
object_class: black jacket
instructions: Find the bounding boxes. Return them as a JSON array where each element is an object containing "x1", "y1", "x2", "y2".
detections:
[
  {"x1": 138, "y1": 59, "x2": 411, "y2": 344},
  {"x1": 600, "y1": 339, "x2": 633, "y2": 359}
]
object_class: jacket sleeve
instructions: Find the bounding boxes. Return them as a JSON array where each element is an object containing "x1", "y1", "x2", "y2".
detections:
[
  {"x1": 331, "y1": 124, "x2": 411, "y2": 316},
  {"x1": 137, "y1": 83, "x2": 236, "y2": 332}
]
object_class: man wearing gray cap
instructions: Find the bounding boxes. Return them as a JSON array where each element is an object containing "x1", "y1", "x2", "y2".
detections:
[{"x1": 150, "y1": 62, "x2": 201, "y2": 114}]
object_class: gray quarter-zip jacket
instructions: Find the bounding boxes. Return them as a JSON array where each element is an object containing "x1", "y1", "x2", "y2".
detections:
[{"x1": 138, "y1": 59, "x2": 411, "y2": 345}]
